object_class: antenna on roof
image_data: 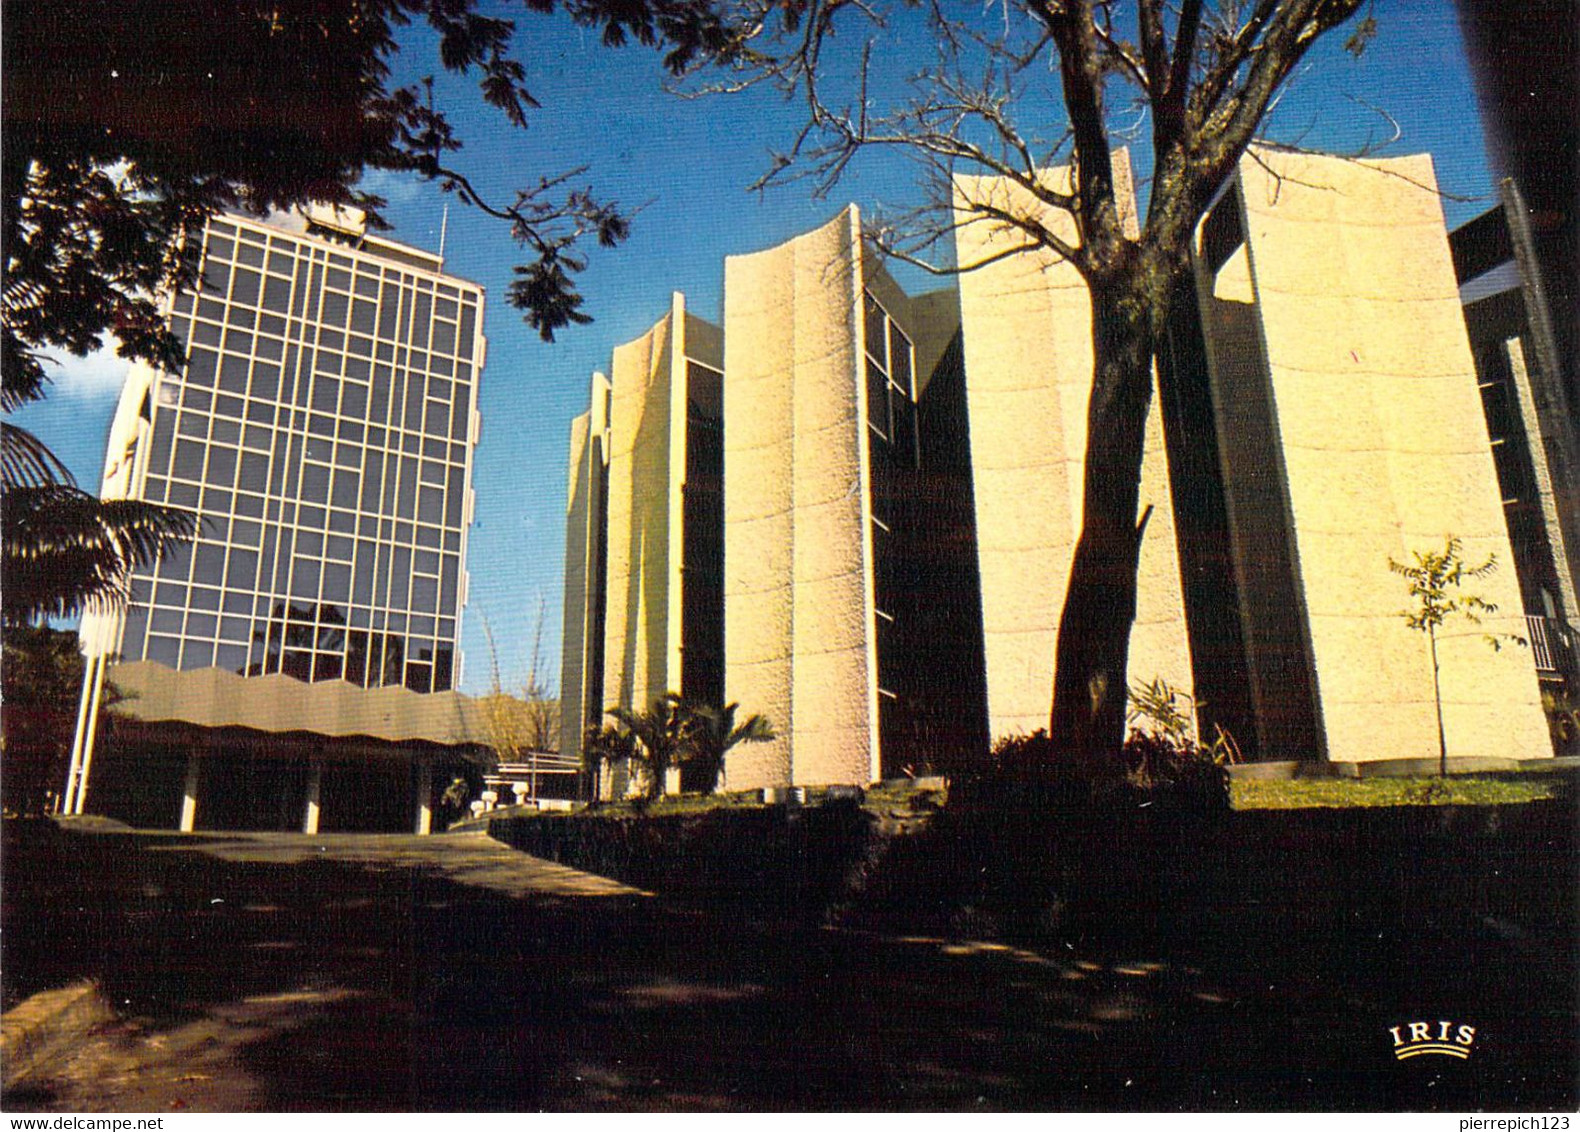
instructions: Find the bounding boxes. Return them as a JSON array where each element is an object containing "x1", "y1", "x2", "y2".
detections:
[{"x1": 438, "y1": 203, "x2": 449, "y2": 262}]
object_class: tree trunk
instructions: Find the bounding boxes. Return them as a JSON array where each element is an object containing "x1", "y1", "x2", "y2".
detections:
[{"x1": 1048, "y1": 271, "x2": 1164, "y2": 765}]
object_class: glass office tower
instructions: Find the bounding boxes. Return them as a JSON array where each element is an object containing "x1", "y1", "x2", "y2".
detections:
[{"x1": 98, "y1": 207, "x2": 484, "y2": 693}]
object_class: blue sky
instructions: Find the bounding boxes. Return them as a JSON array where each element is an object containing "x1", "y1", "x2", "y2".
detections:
[{"x1": 15, "y1": 1, "x2": 1501, "y2": 695}]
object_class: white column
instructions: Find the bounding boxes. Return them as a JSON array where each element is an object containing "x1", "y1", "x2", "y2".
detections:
[
  {"x1": 303, "y1": 762, "x2": 322, "y2": 835},
  {"x1": 179, "y1": 754, "x2": 200, "y2": 832},
  {"x1": 62, "y1": 654, "x2": 96, "y2": 815},
  {"x1": 72, "y1": 655, "x2": 108, "y2": 815},
  {"x1": 414, "y1": 759, "x2": 433, "y2": 836}
]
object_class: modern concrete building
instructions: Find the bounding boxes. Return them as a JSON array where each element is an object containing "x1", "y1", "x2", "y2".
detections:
[
  {"x1": 719, "y1": 210, "x2": 890, "y2": 789},
  {"x1": 559, "y1": 296, "x2": 729, "y2": 794},
  {"x1": 600, "y1": 296, "x2": 725, "y2": 723},
  {"x1": 68, "y1": 206, "x2": 491, "y2": 831},
  {"x1": 559, "y1": 298, "x2": 731, "y2": 793},
  {"x1": 563, "y1": 147, "x2": 1558, "y2": 792},
  {"x1": 722, "y1": 209, "x2": 996, "y2": 790},
  {"x1": 563, "y1": 212, "x2": 988, "y2": 792}
]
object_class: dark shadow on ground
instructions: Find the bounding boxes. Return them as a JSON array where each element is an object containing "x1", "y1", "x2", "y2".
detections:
[{"x1": 2, "y1": 817, "x2": 1575, "y2": 1111}]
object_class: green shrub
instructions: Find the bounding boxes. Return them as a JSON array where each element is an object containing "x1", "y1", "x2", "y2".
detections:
[
  {"x1": 1117, "y1": 729, "x2": 1232, "y2": 813},
  {"x1": 985, "y1": 726, "x2": 1230, "y2": 816}
]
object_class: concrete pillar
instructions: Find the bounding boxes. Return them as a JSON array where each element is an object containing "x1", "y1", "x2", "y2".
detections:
[
  {"x1": 73, "y1": 654, "x2": 107, "y2": 815},
  {"x1": 415, "y1": 760, "x2": 433, "y2": 836},
  {"x1": 62, "y1": 653, "x2": 96, "y2": 815},
  {"x1": 179, "y1": 754, "x2": 200, "y2": 832},
  {"x1": 303, "y1": 762, "x2": 322, "y2": 835}
]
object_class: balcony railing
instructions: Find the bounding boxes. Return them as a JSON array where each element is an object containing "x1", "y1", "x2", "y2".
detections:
[{"x1": 1527, "y1": 615, "x2": 1575, "y2": 675}]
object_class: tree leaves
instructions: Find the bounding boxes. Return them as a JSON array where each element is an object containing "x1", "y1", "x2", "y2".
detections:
[
  {"x1": 605, "y1": 693, "x2": 775, "y2": 796},
  {"x1": 1, "y1": 421, "x2": 200, "y2": 625},
  {"x1": 4, "y1": 0, "x2": 729, "y2": 362},
  {"x1": 2, "y1": 423, "x2": 77, "y2": 491},
  {"x1": 1388, "y1": 536, "x2": 1500, "y2": 633},
  {"x1": 3, "y1": 0, "x2": 730, "y2": 621}
]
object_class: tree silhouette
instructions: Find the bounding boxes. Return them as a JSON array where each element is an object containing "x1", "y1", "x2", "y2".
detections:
[{"x1": 3, "y1": 0, "x2": 730, "y2": 622}]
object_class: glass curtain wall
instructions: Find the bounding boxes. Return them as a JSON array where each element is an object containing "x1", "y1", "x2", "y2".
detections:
[{"x1": 117, "y1": 215, "x2": 481, "y2": 693}]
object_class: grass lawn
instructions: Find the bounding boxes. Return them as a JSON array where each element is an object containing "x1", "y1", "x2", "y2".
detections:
[
  {"x1": 1232, "y1": 773, "x2": 1571, "y2": 809},
  {"x1": 473, "y1": 773, "x2": 1567, "y2": 822}
]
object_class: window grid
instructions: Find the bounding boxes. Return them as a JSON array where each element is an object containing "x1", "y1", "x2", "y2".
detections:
[
  {"x1": 862, "y1": 292, "x2": 916, "y2": 451},
  {"x1": 122, "y1": 215, "x2": 480, "y2": 693}
]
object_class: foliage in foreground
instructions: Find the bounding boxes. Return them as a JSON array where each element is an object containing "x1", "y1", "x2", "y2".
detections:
[
  {"x1": 1, "y1": 625, "x2": 122, "y2": 814},
  {"x1": 598, "y1": 693, "x2": 775, "y2": 799},
  {"x1": 1543, "y1": 687, "x2": 1580, "y2": 756},
  {"x1": 3, "y1": 0, "x2": 729, "y2": 622},
  {"x1": 978, "y1": 677, "x2": 1234, "y2": 814},
  {"x1": 987, "y1": 726, "x2": 1230, "y2": 816}
]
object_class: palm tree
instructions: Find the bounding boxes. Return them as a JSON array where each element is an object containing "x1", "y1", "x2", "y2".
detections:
[
  {"x1": 581, "y1": 722, "x2": 636, "y2": 802},
  {"x1": 607, "y1": 694, "x2": 694, "y2": 799},
  {"x1": 2, "y1": 420, "x2": 197, "y2": 625},
  {"x1": 682, "y1": 700, "x2": 776, "y2": 793}
]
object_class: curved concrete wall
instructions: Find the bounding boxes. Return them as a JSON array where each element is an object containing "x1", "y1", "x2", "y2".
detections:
[
  {"x1": 108, "y1": 659, "x2": 490, "y2": 746},
  {"x1": 953, "y1": 163, "x2": 1194, "y2": 743},
  {"x1": 722, "y1": 208, "x2": 880, "y2": 789}
]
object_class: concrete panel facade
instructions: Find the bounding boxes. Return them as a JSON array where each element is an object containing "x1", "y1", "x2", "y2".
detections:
[
  {"x1": 1201, "y1": 148, "x2": 1550, "y2": 762},
  {"x1": 953, "y1": 163, "x2": 1195, "y2": 743},
  {"x1": 567, "y1": 147, "x2": 1554, "y2": 785},
  {"x1": 559, "y1": 372, "x2": 611, "y2": 760},
  {"x1": 722, "y1": 209, "x2": 882, "y2": 789},
  {"x1": 601, "y1": 296, "x2": 723, "y2": 721}
]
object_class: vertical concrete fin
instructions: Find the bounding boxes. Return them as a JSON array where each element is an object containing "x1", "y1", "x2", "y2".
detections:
[
  {"x1": 1221, "y1": 147, "x2": 1549, "y2": 762},
  {"x1": 723, "y1": 207, "x2": 877, "y2": 789},
  {"x1": 953, "y1": 165, "x2": 1194, "y2": 744},
  {"x1": 605, "y1": 310, "x2": 682, "y2": 714}
]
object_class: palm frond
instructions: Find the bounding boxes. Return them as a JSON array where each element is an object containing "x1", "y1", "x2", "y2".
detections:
[
  {"x1": 1, "y1": 330, "x2": 51, "y2": 412},
  {"x1": 2, "y1": 423, "x2": 76, "y2": 489},
  {"x1": 2, "y1": 484, "x2": 199, "y2": 624},
  {"x1": 727, "y1": 713, "x2": 776, "y2": 747}
]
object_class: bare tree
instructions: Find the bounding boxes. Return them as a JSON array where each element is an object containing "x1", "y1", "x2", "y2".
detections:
[
  {"x1": 696, "y1": 0, "x2": 1372, "y2": 763},
  {"x1": 519, "y1": 595, "x2": 561, "y2": 755},
  {"x1": 478, "y1": 599, "x2": 561, "y2": 799}
]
